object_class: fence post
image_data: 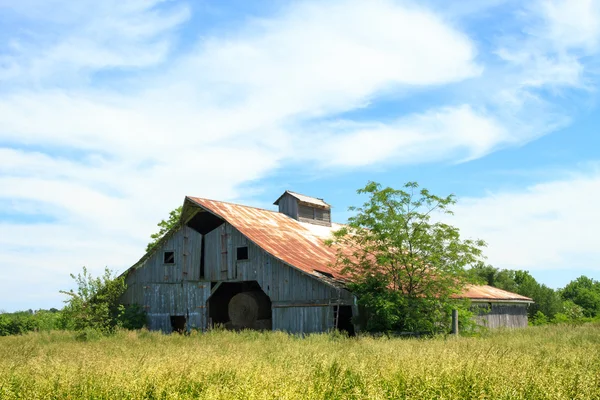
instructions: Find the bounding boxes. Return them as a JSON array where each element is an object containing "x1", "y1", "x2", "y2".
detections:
[{"x1": 452, "y1": 309, "x2": 459, "y2": 336}]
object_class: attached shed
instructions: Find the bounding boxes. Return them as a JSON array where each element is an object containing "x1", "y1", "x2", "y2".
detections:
[
  {"x1": 120, "y1": 191, "x2": 532, "y2": 334},
  {"x1": 460, "y1": 285, "x2": 533, "y2": 329}
]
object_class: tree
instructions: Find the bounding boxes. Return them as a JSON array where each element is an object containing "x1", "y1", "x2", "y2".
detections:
[
  {"x1": 328, "y1": 181, "x2": 486, "y2": 333},
  {"x1": 60, "y1": 267, "x2": 145, "y2": 333},
  {"x1": 146, "y1": 206, "x2": 182, "y2": 252},
  {"x1": 561, "y1": 276, "x2": 600, "y2": 318}
]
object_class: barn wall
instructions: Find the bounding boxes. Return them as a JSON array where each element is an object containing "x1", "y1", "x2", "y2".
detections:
[
  {"x1": 203, "y1": 224, "x2": 235, "y2": 281},
  {"x1": 121, "y1": 225, "x2": 206, "y2": 332},
  {"x1": 203, "y1": 222, "x2": 354, "y2": 304},
  {"x1": 124, "y1": 225, "x2": 202, "y2": 288},
  {"x1": 122, "y1": 219, "x2": 355, "y2": 334},
  {"x1": 473, "y1": 302, "x2": 529, "y2": 329},
  {"x1": 272, "y1": 306, "x2": 334, "y2": 333},
  {"x1": 143, "y1": 282, "x2": 210, "y2": 332}
]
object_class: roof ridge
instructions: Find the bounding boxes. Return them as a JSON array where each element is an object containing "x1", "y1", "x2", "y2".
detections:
[
  {"x1": 186, "y1": 196, "x2": 282, "y2": 214},
  {"x1": 286, "y1": 190, "x2": 326, "y2": 201}
]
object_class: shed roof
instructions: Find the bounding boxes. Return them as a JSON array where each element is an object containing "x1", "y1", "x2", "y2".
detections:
[
  {"x1": 273, "y1": 190, "x2": 330, "y2": 208},
  {"x1": 184, "y1": 196, "x2": 532, "y2": 303},
  {"x1": 457, "y1": 284, "x2": 533, "y2": 303}
]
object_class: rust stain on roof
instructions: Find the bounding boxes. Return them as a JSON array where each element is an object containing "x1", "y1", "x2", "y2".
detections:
[
  {"x1": 186, "y1": 196, "x2": 532, "y2": 303},
  {"x1": 188, "y1": 197, "x2": 343, "y2": 279},
  {"x1": 457, "y1": 284, "x2": 533, "y2": 302}
]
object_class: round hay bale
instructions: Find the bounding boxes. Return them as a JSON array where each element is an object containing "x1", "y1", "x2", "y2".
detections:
[
  {"x1": 252, "y1": 319, "x2": 272, "y2": 331},
  {"x1": 228, "y1": 291, "x2": 271, "y2": 328}
]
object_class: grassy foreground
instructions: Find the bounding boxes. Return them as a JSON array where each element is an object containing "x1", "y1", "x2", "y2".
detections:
[{"x1": 1, "y1": 324, "x2": 599, "y2": 399}]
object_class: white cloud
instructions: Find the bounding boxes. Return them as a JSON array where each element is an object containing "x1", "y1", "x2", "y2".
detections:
[
  {"x1": 0, "y1": 0, "x2": 598, "y2": 311},
  {"x1": 0, "y1": 0, "x2": 486, "y2": 310},
  {"x1": 453, "y1": 166, "x2": 600, "y2": 271},
  {"x1": 538, "y1": 0, "x2": 600, "y2": 52},
  {"x1": 496, "y1": 0, "x2": 600, "y2": 90},
  {"x1": 0, "y1": 0, "x2": 190, "y2": 84},
  {"x1": 299, "y1": 105, "x2": 509, "y2": 167}
]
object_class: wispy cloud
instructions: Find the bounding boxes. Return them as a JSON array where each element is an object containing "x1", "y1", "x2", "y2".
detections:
[
  {"x1": 0, "y1": 0, "x2": 483, "y2": 309},
  {"x1": 453, "y1": 164, "x2": 600, "y2": 272},
  {"x1": 0, "y1": 0, "x2": 190, "y2": 84},
  {"x1": 0, "y1": 0, "x2": 599, "y2": 310}
]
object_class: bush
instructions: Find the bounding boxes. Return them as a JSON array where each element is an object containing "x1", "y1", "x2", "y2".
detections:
[
  {"x1": 60, "y1": 267, "x2": 146, "y2": 334},
  {"x1": 531, "y1": 311, "x2": 548, "y2": 326},
  {"x1": 116, "y1": 304, "x2": 147, "y2": 330},
  {"x1": 0, "y1": 310, "x2": 63, "y2": 336}
]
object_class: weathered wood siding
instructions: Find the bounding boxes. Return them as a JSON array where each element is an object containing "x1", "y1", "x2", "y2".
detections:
[
  {"x1": 143, "y1": 282, "x2": 210, "y2": 332},
  {"x1": 203, "y1": 222, "x2": 354, "y2": 304},
  {"x1": 473, "y1": 302, "x2": 529, "y2": 329},
  {"x1": 124, "y1": 225, "x2": 202, "y2": 289},
  {"x1": 121, "y1": 226, "x2": 205, "y2": 333},
  {"x1": 203, "y1": 224, "x2": 236, "y2": 281},
  {"x1": 122, "y1": 220, "x2": 354, "y2": 334},
  {"x1": 272, "y1": 306, "x2": 334, "y2": 333},
  {"x1": 277, "y1": 193, "x2": 299, "y2": 220}
]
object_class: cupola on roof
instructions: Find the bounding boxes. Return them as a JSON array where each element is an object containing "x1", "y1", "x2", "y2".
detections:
[{"x1": 274, "y1": 190, "x2": 330, "y2": 208}]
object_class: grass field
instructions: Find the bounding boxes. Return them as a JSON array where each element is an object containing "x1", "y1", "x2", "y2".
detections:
[{"x1": 1, "y1": 324, "x2": 599, "y2": 400}]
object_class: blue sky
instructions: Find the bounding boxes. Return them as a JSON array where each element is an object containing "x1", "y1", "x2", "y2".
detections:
[{"x1": 1, "y1": 0, "x2": 599, "y2": 312}]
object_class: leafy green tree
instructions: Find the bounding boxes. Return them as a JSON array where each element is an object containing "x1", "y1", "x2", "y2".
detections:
[
  {"x1": 60, "y1": 267, "x2": 145, "y2": 333},
  {"x1": 146, "y1": 206, "x2": 182, "y2": 252},
  {"x1": 329, "y1": 181, "x2": 486, "y2": 333},
  {"x1": 561, "y1": 276, "x2": 600, "y2": 318}
]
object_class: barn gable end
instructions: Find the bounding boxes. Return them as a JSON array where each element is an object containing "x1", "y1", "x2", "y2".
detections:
[{"x1": 121, "y1": 205, "x2": 355, "y2": 334}]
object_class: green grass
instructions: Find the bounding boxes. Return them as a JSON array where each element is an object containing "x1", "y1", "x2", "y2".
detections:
[{"x1": 1, "y1": 324, "x2": 600, "y2": 399}]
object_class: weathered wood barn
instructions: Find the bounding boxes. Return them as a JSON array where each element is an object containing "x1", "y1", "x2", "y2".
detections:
[{"x1": 120, "y1": 191, "x2": 532, "y2": 334}]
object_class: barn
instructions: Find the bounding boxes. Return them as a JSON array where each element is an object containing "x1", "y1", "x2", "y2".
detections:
[{"x1": 120, "y1": 191, "x2": 532, "y2": 334}]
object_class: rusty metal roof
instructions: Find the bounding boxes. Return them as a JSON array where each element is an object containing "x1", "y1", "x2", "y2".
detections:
[
  {"x1": 273, "y1": 190, "x2": 330, "y2": 208},
  {"x1": 457, "y1": 284, "x2": 533, "y2": 303},
  {"x1": 187, "y1": 197, "x2": 343, "y2": 280},
  {"x1": 185, "y1": 196, "x2": 532, "y2": 303}
]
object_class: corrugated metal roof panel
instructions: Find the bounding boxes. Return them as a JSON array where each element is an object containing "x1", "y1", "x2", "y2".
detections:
[
  {"x1": 457, "y1": 284, "x2": 533, "y2": 302},
  {"x1": 185, "y1": 197, "x2": 532, "y2": 303},
  {"x1": 187, "y1": 197, "x2": 343, "y2": 280}
]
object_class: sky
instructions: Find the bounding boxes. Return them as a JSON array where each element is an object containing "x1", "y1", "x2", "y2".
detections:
[{"x1": 1, "y1": 0, "x2": 599, "y2": 312}]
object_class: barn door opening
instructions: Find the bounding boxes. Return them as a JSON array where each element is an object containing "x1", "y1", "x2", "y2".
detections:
[
  {"x1": 334, "y1": 306, "x2": 355, "y2": 336},
  {"x1": 170, "y1": 315, "x2": 186, "y2": 333},
  {"x1": 208, "y1": 281, "x2": 271, "y2": 330}
]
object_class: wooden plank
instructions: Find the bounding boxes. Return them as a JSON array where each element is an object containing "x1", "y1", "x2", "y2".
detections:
[{"x1": 273, "y1": 299, "x2": 350, "y2": 307}]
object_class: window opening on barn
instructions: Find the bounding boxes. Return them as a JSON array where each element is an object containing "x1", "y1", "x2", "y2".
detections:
[
  {"x1": 163, "y1": 251, "x2": 175, "y2": 264},
  {"x1": 170, "y1": 315, "x2": 186, "y2": 333},
  {"x1": 298, "y1": 203, "x2": 331, "y2": 226},
  {"x1": 237, "y1": 246, "x2": 249, "y2": 261},
  {"x1": 200, "y1": 235, "x2": 205, "y2": 278}
]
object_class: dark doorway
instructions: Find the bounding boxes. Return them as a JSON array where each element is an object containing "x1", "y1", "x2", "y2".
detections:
[
  {"x1": 334, "y1": 306, "x2": 355, "y2": 336},
  {"x1": 170, "y1": 315, "x2": 186, "y2": 333},
  {"x1": 208, "y1": 281, "x2": 271, "y2": 330}
]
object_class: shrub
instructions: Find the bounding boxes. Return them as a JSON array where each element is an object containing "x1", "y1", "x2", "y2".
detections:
[
  {"x1": 60, "y1": 267, "x2": 146, "y2": 334},
  {"x1": 116, "y1": 304, "x2": 147, "y2": 330},
  {"x1": 531, "y1": 311, "x2": 548, "y2": 326}
]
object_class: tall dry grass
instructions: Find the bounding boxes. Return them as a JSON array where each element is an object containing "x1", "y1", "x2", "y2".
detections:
[{"x1": 1, "y1": 323, "x2": 599, "y2": 399}]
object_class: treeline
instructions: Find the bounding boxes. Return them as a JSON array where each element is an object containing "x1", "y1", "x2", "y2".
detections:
[
  {"x1": 0, "y1": 309, "x2": 64, "y2": 336},
  {"x1": 469, "y1": 264, "x2": 600, "y2": 325},
  {"x1": 1, "y1": 267, "x2": 145, "y2": 337}
]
